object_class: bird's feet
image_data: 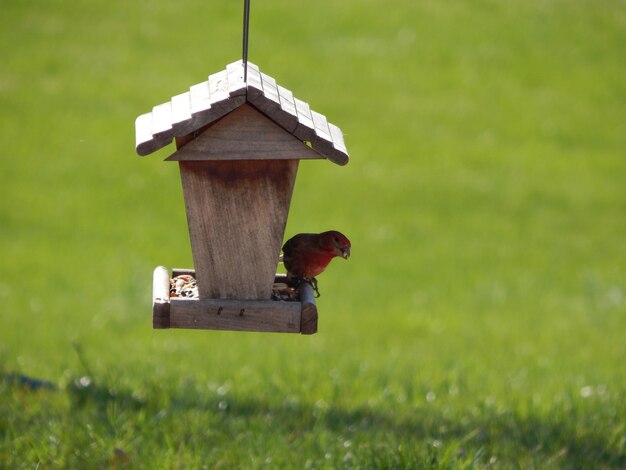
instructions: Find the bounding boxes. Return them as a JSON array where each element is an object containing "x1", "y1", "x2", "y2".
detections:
[
  {"x1": 310, "y1": 277, "x2": 320, "y2": 298},
  {"x1": 298, "y1": 277, "x2": 320, "y2": 298}
]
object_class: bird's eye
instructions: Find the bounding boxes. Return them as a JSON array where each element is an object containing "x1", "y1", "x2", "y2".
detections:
[{"x1": 334, "y1": 237, "x2": 340, "y2": 243}]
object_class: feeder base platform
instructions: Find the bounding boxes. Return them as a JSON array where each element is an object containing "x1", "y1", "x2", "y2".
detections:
[{"x1": 152, "y1": 267, "x2": 317, "y2": 334}]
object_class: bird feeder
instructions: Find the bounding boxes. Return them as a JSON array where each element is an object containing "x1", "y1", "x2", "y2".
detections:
[{"x1": 135, "y1": 60, "x2": 349, "y2": 334}]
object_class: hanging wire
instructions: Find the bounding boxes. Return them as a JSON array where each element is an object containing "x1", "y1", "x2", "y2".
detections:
[{"x1": 242, "y1": 0, "x2": 251, "y2": 82}]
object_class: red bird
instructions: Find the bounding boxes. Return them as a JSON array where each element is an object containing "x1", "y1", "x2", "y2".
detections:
[{"x1": 281, "y1": 230, "x2": 351, "y2": 296}]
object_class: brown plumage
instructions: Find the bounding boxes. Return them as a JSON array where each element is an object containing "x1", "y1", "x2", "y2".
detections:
[{"x1": 281, "y1": 230, "x2": 351, "y2": 296}]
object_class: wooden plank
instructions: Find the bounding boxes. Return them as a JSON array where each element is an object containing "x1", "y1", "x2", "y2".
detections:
[
  {"x1": 172, "y1": 268, "x2": 196, "y2": 277},
  {"x1": 277, "y1": 85, "x2": 298, "y2": 121},
  {"x1": 245, "y1": 62, "x2": 263, "y2": 100},
  {"x1": 152, "y1": 266, "x2": 171, "y2": 329},
  {"x1": 189, "y1": 81, "x2": 212, "y2": 114},
  {"x1": 208, "y1": 70, "x2": 230, "y2": 105},
  {"x1": 246, "y1": 72, "x2": 280, "y2": 117},
  {"x1": 188, "y1": 80, "x2": 215, "y2": 130},
  {"x1": 169, "y1": 297, "x2": 301, "y2": 333},
  {"x1": 174, "y1": 270, "x2": 292, "y2": 283},
  {"x1": 328, "y1": 122, "x2": 347, "y2": 154},
  {"x1": 260, "y1": 72, "x2": 280, "y2": 106},
  {"x1": 310, "y1": 135, "x2": 350, "y2": 166},
  {"x1": 151, "y1": 101, "x2": 174, "y2": 141},
  {"x1": 167, "y1": 104, "x2": 322, "y2": 161},
  {"x1": 298, "y1": 282, "x2": 318, "y2": 335},
  {"x1": 276, "y1": 90, "x2": 299, "y2": 133},
  {"x1": 170, "y1": 92, "x2": 193, "y2": 133},
  {"x1": 309, "y1": 114, "x2": 350, "y2": 166},
  {"x1": 178, "y1": 158, "x2": 299, "y2": 300},
  {"x1": 136, "y1": 113, "x2": 158, "y2": 156},
  {"x1": 310, "y1": 110, "x2": 332, "y2": 142},
  {"x1": 226, "y1": 60, "x2": 246, "y2": 96},
  {"x1": 292, "y1": 98, "x2": 316, "y2": 142},
  {"x1": 293, "y1": 98, "x2": 314, "y2": 129}
]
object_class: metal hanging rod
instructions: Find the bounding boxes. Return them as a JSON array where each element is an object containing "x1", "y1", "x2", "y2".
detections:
[{"x1": 242, "y1": 0, "x2": 251, "y2": 82}]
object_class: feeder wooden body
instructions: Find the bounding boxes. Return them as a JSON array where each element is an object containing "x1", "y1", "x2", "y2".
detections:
[
  {"x1": 173, "y1": 104, "x2": 320, "y2": 301},
  {"x1": 135, "y1": 60, "x2": 349, "y2": 334}
]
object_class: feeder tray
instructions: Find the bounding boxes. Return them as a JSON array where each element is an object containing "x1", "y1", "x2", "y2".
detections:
[
  {"x1": 152, "y1": 267, "x2": 317, "y2": 334},
  {"x1": 135, "y1": 61, "x2": 349, "y2": 335}
]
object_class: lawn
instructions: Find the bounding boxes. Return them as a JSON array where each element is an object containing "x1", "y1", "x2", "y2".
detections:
[{"x1": 1, "y1": 0, "x2": 625, "y2": 468}]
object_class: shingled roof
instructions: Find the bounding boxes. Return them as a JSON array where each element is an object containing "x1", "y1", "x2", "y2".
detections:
[{"x1": 135, "y1": 60, "x2": 349, "y2": 165}]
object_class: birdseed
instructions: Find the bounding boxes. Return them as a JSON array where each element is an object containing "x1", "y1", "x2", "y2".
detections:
[{"x1": 168, "y1": 275, "x2": 299, "y2": 301}]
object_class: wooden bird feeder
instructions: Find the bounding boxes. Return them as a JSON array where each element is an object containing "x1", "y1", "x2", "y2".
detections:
[{"x1": 135, "y1": 60, "x2": 349, "y2": 334}]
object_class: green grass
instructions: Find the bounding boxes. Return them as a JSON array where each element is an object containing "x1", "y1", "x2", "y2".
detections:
[{"x1": 1, "y1": 0, "x2": 625, "y2": 468}]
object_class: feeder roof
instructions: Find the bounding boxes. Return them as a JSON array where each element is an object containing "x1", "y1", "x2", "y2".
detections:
[{"x1": 135, "y1": 60, "x2": 348, "y2": 165}]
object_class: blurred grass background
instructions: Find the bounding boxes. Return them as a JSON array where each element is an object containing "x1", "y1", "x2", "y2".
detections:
[{"x1": 1, "y1": 0, "x2": 625, "y2": 468}]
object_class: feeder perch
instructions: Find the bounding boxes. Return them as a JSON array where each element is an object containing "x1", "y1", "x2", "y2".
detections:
[{"x1": 135, "y1": 60, "x2": 349, "y2": 334}]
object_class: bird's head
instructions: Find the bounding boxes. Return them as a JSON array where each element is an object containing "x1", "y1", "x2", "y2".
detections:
[{"x1": 320, "y1": 230, "x2": 351, "y2": 260}]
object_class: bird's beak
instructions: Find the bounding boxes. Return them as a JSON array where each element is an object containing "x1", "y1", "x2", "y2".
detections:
[{"x1": 341, "y1": 247, "x2": 351, "y2": 259}]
